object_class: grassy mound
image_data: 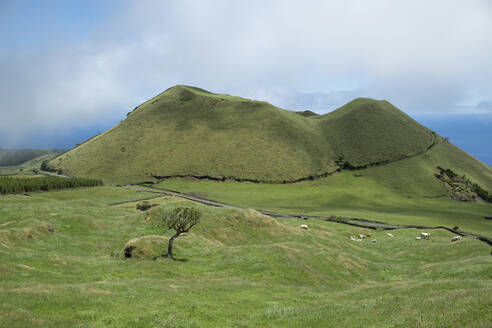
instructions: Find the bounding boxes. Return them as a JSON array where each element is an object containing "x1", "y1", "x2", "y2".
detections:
[
  {"x1": 0, "y1": 219, "x2": 53, "y2": 247},
  {"x1": 123, "y1": 235, "x2": 169, "y2": 259},
  {"x1": 49, "y1": 86, "x2": 442, "y2": 184},
  {"x1": 123, "y1": 208, "x2": 290, "y2": 259}
]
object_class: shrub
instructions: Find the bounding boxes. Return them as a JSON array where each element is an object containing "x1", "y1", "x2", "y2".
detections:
[{"x1": 136, "y1": 201, "x2": 152, "y2": 211}]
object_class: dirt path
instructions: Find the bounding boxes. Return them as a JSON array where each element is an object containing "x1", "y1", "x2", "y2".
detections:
[{"x1": 121, "y1": 185, "x2": 492, "y2": 246}]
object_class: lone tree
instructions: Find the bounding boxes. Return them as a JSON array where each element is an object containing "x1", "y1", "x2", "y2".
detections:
[{"x1": 162, "y1": 207, "x2": 202, "y2": 259}]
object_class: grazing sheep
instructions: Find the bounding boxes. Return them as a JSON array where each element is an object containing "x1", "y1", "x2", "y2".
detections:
[
  {"x1": 358, "y1": 234, "x2": 366, "y2": 239},
  {"x1": 371, "y1": 239, "x2": 377, "y2": 243},
  {"x1": 415, "y1": 236, "x2": 422, "y2": 240},
  {"x1": 349, "y1": 236, "x2": 362, "y2": 242},
  {"x1": 420, "y1": 232, "x2": 430, "y2": 240},
  {"x1": 299, "y1": 224, "x2": 308, "y2": 230},
  {"x1": 385, "y1": 233, "x2": 394, "y2": 238},
  {"x1": 451, "y1": 236, "x2": 462, "y2": 242}
]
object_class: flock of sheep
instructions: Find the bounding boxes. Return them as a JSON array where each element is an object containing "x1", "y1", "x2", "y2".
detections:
[{"x1": 298, "y1": 224, "x2": 463, "y2": 243}]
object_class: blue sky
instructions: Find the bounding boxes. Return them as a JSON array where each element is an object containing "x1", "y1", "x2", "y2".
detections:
[{"x1": 0, "y1": 0, "x2": 491, "y2": 165}]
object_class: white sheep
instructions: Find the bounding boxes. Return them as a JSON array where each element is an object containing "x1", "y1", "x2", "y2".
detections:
[
  {"x1": 299, "y1": 224, "x2": 308, "y2": 230},
  {"x1": 451, "y1": 236, "x2": 462, "y2": 242},
  {"x1": 385, "y1": 233, "x2": 394, "y2": 238},
  {"x1": 420, "y1": 232, "x2": 430, "y2": 240}
]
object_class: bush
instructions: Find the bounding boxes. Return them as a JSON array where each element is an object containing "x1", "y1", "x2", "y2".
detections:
[
  {"x1": 136, "y1": 201, "x2": 152, "y2": 211},
  {"x1": 40, "y1": 160, "x2": 56, "y2": 172}
]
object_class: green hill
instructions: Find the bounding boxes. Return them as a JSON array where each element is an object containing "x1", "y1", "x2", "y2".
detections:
[
  {"x1": 0, "y1": 149, "x2": 61, "y2": 166},
  {"x1": 49, "y1": 85, "x2": 492, "y2": 197}
]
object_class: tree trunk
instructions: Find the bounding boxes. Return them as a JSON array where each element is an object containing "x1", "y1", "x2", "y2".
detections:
[{"x1": 167, "y1": 232, "x2": 180, "y2": 259}]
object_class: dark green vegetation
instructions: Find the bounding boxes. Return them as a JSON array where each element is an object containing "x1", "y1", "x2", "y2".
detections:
[
  {"x1": 0, "y1": 176, "x2": 103, "y2": 195},
  {"x1": 0, "y1": 149, "x2": 62, "y2": 167},
  {"x1": 436, "y1": 167, "x2": 492, "y2": 202},
  {"x1": 1, "y1": 187, "x2": 491, "y2": 327},
  {"x1": 136, "y1": 201, "x2": 153, "y2": 211}
]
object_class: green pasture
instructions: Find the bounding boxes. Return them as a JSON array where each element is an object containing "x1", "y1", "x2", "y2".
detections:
[
  {"x1": 156, "y1": 173, "x2": 492, "y2": 238},
  {"x1": 0, "y1": 186, "x2": 491, "y2": 327}
]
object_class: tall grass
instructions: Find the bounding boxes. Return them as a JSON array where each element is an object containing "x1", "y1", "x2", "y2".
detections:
[{"x1": 0, "y1": 176, "x2": 103, "y2": 195}]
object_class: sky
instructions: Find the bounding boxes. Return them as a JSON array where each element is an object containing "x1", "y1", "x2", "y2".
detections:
[{"x1": 0, "y1": 0, "x2": 491, "y2": 165}]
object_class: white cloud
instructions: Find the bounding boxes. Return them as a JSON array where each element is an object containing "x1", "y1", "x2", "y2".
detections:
[{"x1": 1, "y1": 0, "x2": 491, "y2": 146}]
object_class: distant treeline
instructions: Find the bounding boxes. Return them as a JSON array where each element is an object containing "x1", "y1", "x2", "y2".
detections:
[{"x1": 0, "y1": 176, "x2": 103, "y2": 195}]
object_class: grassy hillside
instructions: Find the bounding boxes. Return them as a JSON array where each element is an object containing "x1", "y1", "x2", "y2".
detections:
[
  {"x1": 50, "y1": 86, "x2": 444, "y2": 185},
  {"x1": 0, "y1": 149, "x2": 61, "y2": 167},
  {"x1": 1, "y1": 187, "x2": 491, "y2": 327},
  {"x1": 0, "y1": 153, "x2": 61, "y2": 176},
  {"x1": 319, "y1": 98, "x2": 435, "y2": 167}
]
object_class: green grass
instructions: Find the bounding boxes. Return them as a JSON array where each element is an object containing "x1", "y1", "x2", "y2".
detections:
[
  {"x1": 156, "y1": 171, "x2": 492, "y2": 239},
  {"x1": 35, "y1": 186, "x2": 159, "y2": 205},
  {"x1": 1, "y1": 187, "x2": 491, "y2": 327},
  {"x1": 49, "y1": 85, "x2": 467, "y2": 186},
  {"x1": 0, "y1": 153, "x2": 60, "y2": 176}
]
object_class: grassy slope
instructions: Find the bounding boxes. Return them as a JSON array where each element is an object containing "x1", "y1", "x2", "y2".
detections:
[
  {"x1": 0, "y1": 149, "x2": 61, "y2": 167},
  {"x1": 319, "y1": 98, "x2": 434, "y2": 166},
  {"x1": 50, "y1": 85, "x2": 443, "y2": 185},
  {"x1": 0, "y1": 153, "x2": 60, "y2": 176},
  {"x1": 155, "y1": 136, "x2": 492, "y2": 236},
  {"x1": 1, "y1": 187, "x2": 491, "y2": 327},
  {"x1": 157, "y1": 176, "x2": 492, "y2": 239},
  {"x1": 361, "y1": 138, "x2": 492, "y2": 196}
]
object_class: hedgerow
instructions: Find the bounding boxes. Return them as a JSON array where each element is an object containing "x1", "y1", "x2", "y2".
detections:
[{"x1": 0, "y1": 176, "x2": 103, "y2": 195}]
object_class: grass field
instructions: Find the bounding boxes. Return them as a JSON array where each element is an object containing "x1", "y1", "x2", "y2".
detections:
[
  {"x1": 155, "y1": 173, "x2": 492, "y2": 239},
  {"x1": 1, "y1": 186, "x2": 491, "y2": 327}
]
